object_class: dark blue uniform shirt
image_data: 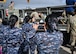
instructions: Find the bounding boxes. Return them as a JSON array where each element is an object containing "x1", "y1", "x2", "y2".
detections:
[
  {"x1": 3, "y1": 27, "x2": 23, "y2": 54},
  {"x1": 22, "y1": 23, "x2": 36, "y2": 54},
  {"x1": 32, "y1": 31, "x2": 63, "y2": 54}
]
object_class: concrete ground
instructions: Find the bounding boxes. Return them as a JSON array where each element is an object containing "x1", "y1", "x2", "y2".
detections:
[{"x1": 59, "y1": 46, "x2": 76, "y2": 54}]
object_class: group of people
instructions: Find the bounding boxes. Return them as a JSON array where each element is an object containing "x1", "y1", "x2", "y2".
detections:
[
  {"x1": 0, "y1": 13, "x2": 63, "y2": 54},
  {"x1": 0, "y1": 0, "x2": 76, "y2": 54}
]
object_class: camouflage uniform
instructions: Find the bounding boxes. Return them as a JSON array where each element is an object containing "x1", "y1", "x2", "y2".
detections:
[
  {"x1": 0, "y1": 25, "x2": 9, "y2": 54},
  {"x1": 3, "y1": 27, "x2": 23, "y2": 54},
  {"x1": 0, "y1": 24, "x2": 3, "y2": 46},
  {"x1": 32, "y1": 30, "x2": 63, "y2": 54},
  {"x1": 1, "y1": 25, "x2": 9, "y2": 32},
  {"x1": 22, "y1": 23, "x2": 36, "y2": 54},
  {"x1": 70, "y1": 15, "x2": 76, "y2": 47}
]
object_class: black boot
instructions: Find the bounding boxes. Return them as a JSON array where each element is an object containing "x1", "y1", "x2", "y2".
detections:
[{"x1": 70, "y1": 46, "x2": 75, "y2": 54}]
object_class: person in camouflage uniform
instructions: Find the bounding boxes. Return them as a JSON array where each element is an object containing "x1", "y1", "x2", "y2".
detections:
[
  {"x1": 69, "y1": 15, "x2": 76, "y2": 53},
  {"x1": 0, "y1": 18, "x2": 2, "y2": 46},
  {"x1": 22, "y1": 16, "x2": 36, "y2": 54},
  {"x1": 1, "y1": 18, "x2": 9, "y2": 32},
  {"x1": 0, "y1": 18, "x2": 3, "y2": 54},
  {"x1": 0, "y1": 18, "x2": 9, "y2": 31},
  {"x1": 0, "y1": 18, "x2": 9, "y2": 54},
  {"x1": 3, "y1": 15, "x2": 23, "y2": 54},
  {"x1": 32, "y1": 14, "x2": 63, "y2": 54}
]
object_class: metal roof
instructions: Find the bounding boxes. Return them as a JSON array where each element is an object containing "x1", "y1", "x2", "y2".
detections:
[{"x1": 4, "y1": 0, "x2": 66, "y2": 9}]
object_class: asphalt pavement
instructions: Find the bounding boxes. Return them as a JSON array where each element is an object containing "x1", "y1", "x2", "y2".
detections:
[{"x1": 59, "y1": 46, "x2": 76, "y2": 54}]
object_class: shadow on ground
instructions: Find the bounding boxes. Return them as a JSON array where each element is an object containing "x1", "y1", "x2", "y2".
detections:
[{"x1": 59, "y1": 47, "x2": 70, "y2": 54}]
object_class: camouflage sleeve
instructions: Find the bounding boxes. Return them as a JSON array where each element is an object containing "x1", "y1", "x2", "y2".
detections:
[
  {"x1": 0, "y1": 31, "x2": 3, "y2": 46},
  {"x1": 3, "y1": 28, "x2": 9, "y2": 44},
  {"x1": 18, "y1": 28, "x2": 24, "y2": 44},
  {"x1": 22, "y1": 24, "x2": 36, "y2": 39},
  {"x1": 32, "y1": 33, "x2": 41, "y2": 45},
  {"x1": 57, "y1": 31, "x2": 63, "y2": 45},
  {"x1": 22, "y1": 25, "x2": 26, "y2": 34},
  {"x1": 26, "y1": 28, "x2": 36, "y2": 37}
]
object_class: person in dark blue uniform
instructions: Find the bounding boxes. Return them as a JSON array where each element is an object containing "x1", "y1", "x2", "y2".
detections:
[
  {"x1": 65, "y1": 0, "x2": 76, "y2": 15},
  {"x1": 0, "y1": 18, "x2": 9, "y2": 54},
  {"x1": 22, "y1": 15, "x2": 36, "y2": 54},
  {"x1": 0, "y1": 18, "x2": 3, "y2": 54},
  {"x1": 3, "y1": 15, "x2": 23, "y2": 54},
  {"x1": 22, "y1": 16, "x2": 35, "y2": 40},
  {"x1": 32, "y1": 14, "x2": 63, "y2": 54},
  {"x1": 1, "y1": 18, "x2": 9, "y2": 53},
  {"x1": 0, "y1": 18, "x2": 2, "y2": 39},
  {"x1": 2, "y1": 18, "x2": 9, "y2": 32}
]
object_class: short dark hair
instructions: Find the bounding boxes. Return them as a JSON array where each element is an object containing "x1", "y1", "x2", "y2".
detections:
[
  {"x1": 2, "y1": 18, "x2": 9, "y2": 25},
  {"x1": 11, "y1": 1, "x2": 14, "y2": 3},
  {"x1": 9, "y1": 15, "x2": 18, "y2": 29},
  {"x1": 23, "y1": 15, "x2": 32, "y2": 23},
  {"x1": 45, "y1": 14, "x2": 58, "y2": 32}
]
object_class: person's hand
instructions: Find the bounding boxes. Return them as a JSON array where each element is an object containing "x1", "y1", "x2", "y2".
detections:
[
  {"x1": 0, "y1": 18, "x2": 2, "y2": 23},
  {"x1": 33, "y1": 23, "x2": 39, "y2": 30}
]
